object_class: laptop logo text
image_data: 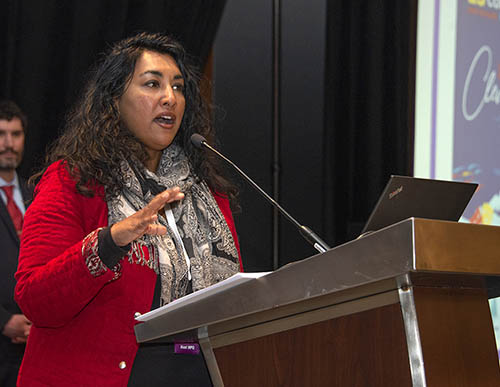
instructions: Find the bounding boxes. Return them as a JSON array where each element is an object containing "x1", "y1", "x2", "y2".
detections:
[{"x1": 389, "y1": 185, "x2": 403, "y2": 199}]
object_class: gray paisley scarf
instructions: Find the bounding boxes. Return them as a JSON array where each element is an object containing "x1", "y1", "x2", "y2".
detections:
[{"x1": 107, "y1": 144, "x2": 240, "y2": 305}]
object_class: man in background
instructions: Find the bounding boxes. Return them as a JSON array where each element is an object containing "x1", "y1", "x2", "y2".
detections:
[{"x1": 0, "y1": 100, "x2": 32, "y2": 386}]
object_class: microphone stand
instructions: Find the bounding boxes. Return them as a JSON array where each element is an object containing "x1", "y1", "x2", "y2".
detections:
[{"x1": 192, "y1": 135, "x2": 330, "y2": 254}]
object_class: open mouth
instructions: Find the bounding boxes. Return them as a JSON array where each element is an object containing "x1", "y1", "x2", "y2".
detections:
[{"x1": 154, "y1": 114, "x2": 176, "y2": 126}]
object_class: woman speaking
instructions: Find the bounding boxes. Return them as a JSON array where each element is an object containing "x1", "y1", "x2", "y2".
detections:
[{"x1": 15, "y1": 32, "x2": 242, "y2": 386}]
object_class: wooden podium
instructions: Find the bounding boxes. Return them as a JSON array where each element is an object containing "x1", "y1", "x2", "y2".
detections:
[{"x1": 134, "y1": 218, "x2": 500, "y2": 386}]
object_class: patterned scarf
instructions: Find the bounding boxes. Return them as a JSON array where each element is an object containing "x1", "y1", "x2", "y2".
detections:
[{"x1": 107, "y1": 144, "x2": 240, "y2": 305}]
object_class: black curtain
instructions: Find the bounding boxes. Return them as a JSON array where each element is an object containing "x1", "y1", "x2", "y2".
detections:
[
  {"x1": 213, "y1": 1, "x2": 417, "y2": 270},
  {"x1": 322, "y1": 1, "x2": 416, "y2": 247},
  {"x1": 1, "y1": 0, "x2": 418, "y2": 266},
  {"x1": 0, "y1": 0, "x2": 226, "y2": 179}
]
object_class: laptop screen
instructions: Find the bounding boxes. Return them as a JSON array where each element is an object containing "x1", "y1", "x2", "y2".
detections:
[{"x1": 361, "y1": 175, "x2": 478, "y2": 234}]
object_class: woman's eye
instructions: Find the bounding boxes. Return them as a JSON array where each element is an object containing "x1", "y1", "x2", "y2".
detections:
[
  {"x1": 173, "y1": 84, "x2": 185, "y2": 93},
  {"x1": 145, "y1": 80, "x2": 159, "y2": 88}
]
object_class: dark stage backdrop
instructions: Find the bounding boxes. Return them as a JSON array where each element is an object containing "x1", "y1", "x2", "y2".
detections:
[
  {"x1": 323, "y1": 1, "x2": 416, "y2": 247},
  {"x1": 214, "y1": 1, "x2": 416, "y2": 271},
  {"x1": 0, "y1": 0, "x2": 226, "y2": 178},
  {"x1": 1, "y1": 0, "x2": 416, "y2": 272}
]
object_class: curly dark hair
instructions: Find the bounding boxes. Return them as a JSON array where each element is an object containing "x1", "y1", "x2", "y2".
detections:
[{"x1": 34, "y1": 32, "x2": 238, "y2": 207}]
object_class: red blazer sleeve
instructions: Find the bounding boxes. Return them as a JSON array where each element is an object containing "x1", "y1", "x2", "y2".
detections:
[
  {"x1": 213, "y1": 193, "x2": 243, "y2": 272},
  {"x1": 15, "y1": 162, "x2": 115, "y2": 328}
]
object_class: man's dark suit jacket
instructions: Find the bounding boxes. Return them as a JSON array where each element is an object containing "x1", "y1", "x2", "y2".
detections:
[{"x1": 0, "y1": 177, "x2": 33, "y2": 365}]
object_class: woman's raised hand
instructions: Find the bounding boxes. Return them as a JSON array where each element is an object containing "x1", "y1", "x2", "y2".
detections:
[{"x1": 110, "y1": 187, "x2": 184, "y2": 247}]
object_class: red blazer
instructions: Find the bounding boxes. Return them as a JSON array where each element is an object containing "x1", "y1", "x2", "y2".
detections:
[{"x1": 15, "y1": 161, "x2": 242, "y2": 386}]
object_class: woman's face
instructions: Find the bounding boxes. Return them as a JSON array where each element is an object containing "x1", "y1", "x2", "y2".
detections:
[{"x1": 119, "y1": 50, "x2": 186, "y2": 171}]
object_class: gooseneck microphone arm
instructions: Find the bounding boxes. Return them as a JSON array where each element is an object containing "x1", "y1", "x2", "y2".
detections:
[{"x1": 191, "y1": 134, "x2": 330, "y2": 254}]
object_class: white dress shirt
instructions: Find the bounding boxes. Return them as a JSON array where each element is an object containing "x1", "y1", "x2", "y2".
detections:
[{"x1": 0, "y1": 173, "x2": 27, "y2": 215}]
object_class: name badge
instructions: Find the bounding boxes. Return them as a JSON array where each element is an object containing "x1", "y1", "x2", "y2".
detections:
[{"x1": 174, "y1": 342, "x2": 200, "y2": 355}]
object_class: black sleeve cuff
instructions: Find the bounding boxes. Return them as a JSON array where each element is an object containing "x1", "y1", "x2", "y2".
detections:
[{"x1": 98, "y1": 227, "x2": 130, "y2": 270}]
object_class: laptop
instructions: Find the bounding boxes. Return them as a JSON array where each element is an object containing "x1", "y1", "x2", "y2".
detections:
[{"x1": 361, "y1": 175, "x2": 478, "y2": 234}]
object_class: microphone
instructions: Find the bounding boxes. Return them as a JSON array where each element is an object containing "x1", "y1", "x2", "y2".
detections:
[{"x1": 190, "y1": 133, "x2": 330, "y2": 254}]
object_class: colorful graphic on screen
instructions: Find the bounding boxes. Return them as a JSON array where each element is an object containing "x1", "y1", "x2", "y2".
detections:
[
  {"x1": 454, "y1": 0, "x2": 500, "y2": 359},
  {"x1": 453, "y1": 1, "x2": 500, "y2": 225}
]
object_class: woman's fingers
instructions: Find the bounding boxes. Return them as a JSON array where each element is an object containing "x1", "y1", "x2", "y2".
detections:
[
  {"x1": 110, "y1": 187, "x2": 184, "y2": 246},
  {"x1": 144, "y1": 222, "x2": 167, "y2": 236},
  {"x1": 142, "y1": 187, "x2": 184, "y2": 216}
]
